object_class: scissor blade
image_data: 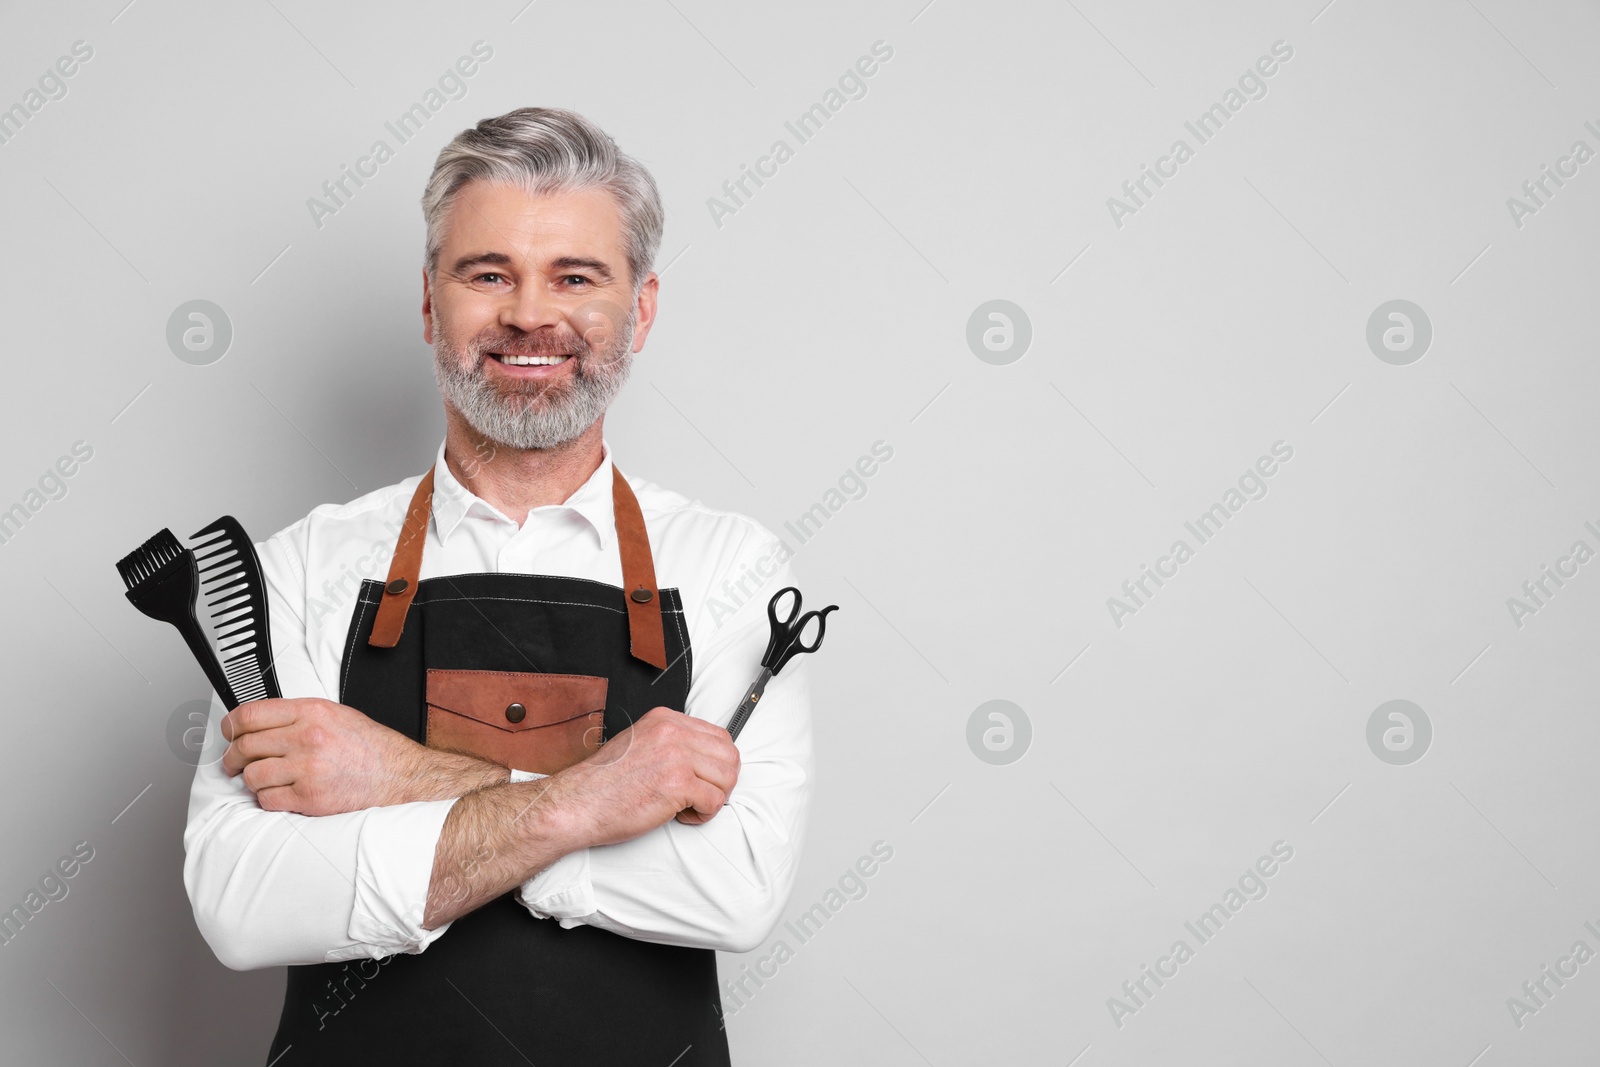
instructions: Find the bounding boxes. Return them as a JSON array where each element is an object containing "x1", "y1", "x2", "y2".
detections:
[{"x1": 726, "y1": 667, "x2": 774, "y2": 742}]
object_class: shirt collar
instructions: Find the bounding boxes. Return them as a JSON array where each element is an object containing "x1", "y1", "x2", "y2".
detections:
[{"x1": 428, "y1": 437, "x2": 616, "y2": 551}]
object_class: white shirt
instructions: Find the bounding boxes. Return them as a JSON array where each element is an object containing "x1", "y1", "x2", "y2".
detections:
[{"x1": 183, "y1": 438, "x2": 813, "y2": 968}]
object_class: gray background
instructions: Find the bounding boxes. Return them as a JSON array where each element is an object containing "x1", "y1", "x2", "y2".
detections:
[{"x1": 1, "y1": 0, "x2": 1596, "y2": 1063}]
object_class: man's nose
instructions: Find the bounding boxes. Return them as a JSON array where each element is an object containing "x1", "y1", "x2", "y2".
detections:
[{"x1": 499, "y1": 278, "x2": 564, "y2": 334}]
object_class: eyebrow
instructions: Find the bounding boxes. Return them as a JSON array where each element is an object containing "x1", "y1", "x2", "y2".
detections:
[
  {"x1": 448, "y1": 251, "x2": 615, "y2": 282},
  {"x1": 449, "y1": 251, "x2": 516, "y2": 275},
  {"x1": 550, "y1": 256, "x2": 614, "y2": 282}
]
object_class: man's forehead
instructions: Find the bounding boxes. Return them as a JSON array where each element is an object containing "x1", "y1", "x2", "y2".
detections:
[{"x1": 440, "y1": 180, "x2": 626, "y2": 266}]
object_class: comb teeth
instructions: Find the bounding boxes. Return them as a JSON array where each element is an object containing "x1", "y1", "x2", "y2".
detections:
[
  {"x1": 195, "y1": 540, "x2": 261, "y2": 623},
  {"x1": 223, "y1": 652, "x2": 270, "y2": 703},
  {"x1": 196, "y1": 554, "x2": 241, "y2": 576}
]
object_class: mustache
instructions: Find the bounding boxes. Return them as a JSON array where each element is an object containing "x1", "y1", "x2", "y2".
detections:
[{"x1": 469, "y1": 333, "x2": 588, "y2": 359}]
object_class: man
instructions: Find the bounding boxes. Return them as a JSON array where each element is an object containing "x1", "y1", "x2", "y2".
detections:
[{"x1": 183, "y1": 107, "x2": 812, "y2": 1066}]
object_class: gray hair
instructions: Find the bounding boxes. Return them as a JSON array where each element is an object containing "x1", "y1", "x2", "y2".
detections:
[{"x1": 421, "y1": 107, "x2": 664, "y2": 294}]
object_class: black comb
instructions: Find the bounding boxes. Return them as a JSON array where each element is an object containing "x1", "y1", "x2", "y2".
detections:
[
  {"x1": 115, "y1": 518, "x2": 280, "y2": 709},
  {"x1": 188, "y1": 516, "x2": 281, "y2": 707}
]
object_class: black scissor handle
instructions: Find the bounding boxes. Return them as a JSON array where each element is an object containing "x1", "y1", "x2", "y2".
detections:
[
  {"x1": 761, "y1": 587, "x2": 800, "y2": 666},
  {"x1": 763, "y1": 587, "x2": 838, "y2": 674}
]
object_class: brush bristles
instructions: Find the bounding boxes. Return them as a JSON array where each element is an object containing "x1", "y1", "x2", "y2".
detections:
[{"x1": 115, "y1": 528, "x2": 187, "y2": 589}]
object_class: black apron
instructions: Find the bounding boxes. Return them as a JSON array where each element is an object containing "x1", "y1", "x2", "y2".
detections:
[{"x1": 265, "y1": 464, "x2": 732, "y2": 1067}]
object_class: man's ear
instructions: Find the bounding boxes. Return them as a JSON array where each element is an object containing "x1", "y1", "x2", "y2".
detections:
[
  {"x1": 631, "y1": 272, "x2": 660, "y2": 353},
  {"x1": 421, "y1": 269, "x2": 435, "y2": 345}
]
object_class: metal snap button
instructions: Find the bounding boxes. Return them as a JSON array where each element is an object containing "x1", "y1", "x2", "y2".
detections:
[
  {"x1": 385, "y1": 578, "x2": 409, "y2": 596},
  {"x1": 630, "y1": 587, "x2": 653, "y2": 603},
  {"x1": 505, "y1": 702, "x2": 526, "y2": 724}
]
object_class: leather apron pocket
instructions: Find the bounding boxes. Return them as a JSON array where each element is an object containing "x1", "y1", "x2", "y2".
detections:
[{"x1": 425, "y1": 669, "x2": 607, "y2": 774}]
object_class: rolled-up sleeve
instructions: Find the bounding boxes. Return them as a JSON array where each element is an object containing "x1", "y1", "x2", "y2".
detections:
[
  {"x1": 518, "y1": 535, "x2": 814, "y2": 953},
  {"x1": 181, "y1": 532, "x2": 458, "y2": 969}
]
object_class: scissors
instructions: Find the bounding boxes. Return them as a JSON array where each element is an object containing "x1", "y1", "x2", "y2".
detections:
[{"x1": 725, "y1": 587, "x2": 838, "y2": 741}]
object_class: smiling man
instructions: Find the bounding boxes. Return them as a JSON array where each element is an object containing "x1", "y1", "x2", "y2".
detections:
[{"x1": 182, "y1": 107, "x2": 813, "y2": 1067}]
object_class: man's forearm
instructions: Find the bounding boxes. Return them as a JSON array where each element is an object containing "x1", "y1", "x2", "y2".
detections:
[
  {"x1": 423, "y1": 775, "x2": 581, "y2": 928},
  {"x1": 393, "y1": 747, "x2": 511, "y2": 805}
]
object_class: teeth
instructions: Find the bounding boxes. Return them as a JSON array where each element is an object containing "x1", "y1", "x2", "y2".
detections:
[{"x1": 498, "y1": 353, "x2": 571, "y2": 366}]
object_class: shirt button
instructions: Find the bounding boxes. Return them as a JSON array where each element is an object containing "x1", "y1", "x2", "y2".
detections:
[{"x1": 505, "y1": 703, "x2": 526, "y2": 724}]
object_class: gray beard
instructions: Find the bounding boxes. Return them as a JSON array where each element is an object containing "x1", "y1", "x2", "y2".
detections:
[{"x1": 432, "y1": 306, "x2": 635, "y2": 451}]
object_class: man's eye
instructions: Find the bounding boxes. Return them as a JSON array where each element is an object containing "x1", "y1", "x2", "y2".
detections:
[
  {"x1": 563, "y1": 275, "x2": 591, "y2": 286},
  {"x1": 475, "y1": 273, "x2": 507, "y2": 285}
]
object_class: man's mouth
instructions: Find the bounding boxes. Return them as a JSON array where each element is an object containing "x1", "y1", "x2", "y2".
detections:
[{"x1": 488, "y1": 352, "x2": 573, "y2": 367}]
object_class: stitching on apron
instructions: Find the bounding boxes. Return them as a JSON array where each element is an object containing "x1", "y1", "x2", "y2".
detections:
[
  {"x1": 418, "y1": 594, "x2": 629, "y2": 614},
  {"x1": 342, "y1": 585, "x2": 376, "y2": 700},
  {"x1": 383, "y1": 572, "x2": 683, "y2": 609},
  {"x1": 669, "y1": 600, "x2": 691, "y2": 683},
  {"x1": 411, "y1": 592, "x2": 688, "y2": 617},
  {"x1": 409, "y1": 571, "x2": 657, "y2": 596}
]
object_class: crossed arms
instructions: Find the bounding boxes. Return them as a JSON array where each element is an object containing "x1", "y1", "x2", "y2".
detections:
[{"x1": 216, "y1": 697, "x2": 742, "y2": 929}]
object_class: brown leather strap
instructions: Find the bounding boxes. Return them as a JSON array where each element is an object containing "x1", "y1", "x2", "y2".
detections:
[
  {"x1": 612, "y1": 466, "x2": 668, "y2": 670},
  {"x1": 368, "y1": 468, "x2": 435, "y2": 648},
  {"x1": 367, "y1": 461, "x2": 669, "y2": 670}
]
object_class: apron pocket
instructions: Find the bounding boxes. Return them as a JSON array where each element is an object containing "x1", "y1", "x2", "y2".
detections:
[{"x1": 424, "y1": 669, "x2": 607, "y2": 775}]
